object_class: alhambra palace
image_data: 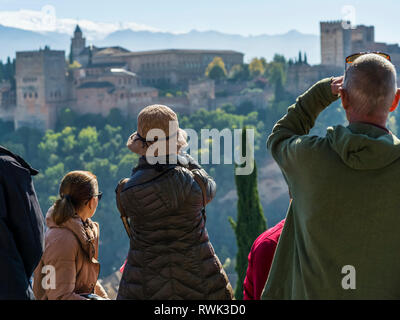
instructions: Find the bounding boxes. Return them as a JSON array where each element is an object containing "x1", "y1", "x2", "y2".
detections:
[{"x1": 1, "y1": 21, "x2": 400, "y2": 131}]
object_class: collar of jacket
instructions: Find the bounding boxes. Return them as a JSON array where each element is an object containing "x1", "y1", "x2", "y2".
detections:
[
  {"x1": 0, "y1": 145, "x2": 39, "y2": 176},
  {"x1": 136, "y1": 154, "x2": 191, "y2": 168},
  {"x1": 126, "y1": 157, "x2": 177, "y2": 188},
  {"x1": 347, "y1": 122, "x2": 390, "y2": 137}
]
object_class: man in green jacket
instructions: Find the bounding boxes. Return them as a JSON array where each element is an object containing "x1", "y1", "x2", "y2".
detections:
[{"x1": 262, "y1": 53, "x2": 400, "y2": 299}]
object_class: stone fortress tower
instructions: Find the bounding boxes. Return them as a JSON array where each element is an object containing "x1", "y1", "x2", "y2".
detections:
[
  {"x1": 70, "y1": 25, "x2": 86, "y2": 65},
  {"x1": 14, "y1": 46, "x2": 67, "y2": 130},
  {"x1": 320, "y1": 21, "x2": 398, "y2": 69},
  {"x1": 320, "y1": 21, "x2": 352, "y2": 67},
  {"x1": 287, "y1": 21, "x2": 392, "y2": 96}
]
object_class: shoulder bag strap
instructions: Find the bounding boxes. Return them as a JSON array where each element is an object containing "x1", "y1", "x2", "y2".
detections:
[
  {"x1": 192, "y1": 173, "x2": 207, "y2": 223},
  {"x1": 115, "y1": 178, "x2": 133, "y2": 240}
]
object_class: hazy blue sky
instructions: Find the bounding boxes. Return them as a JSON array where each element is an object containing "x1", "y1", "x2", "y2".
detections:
[{"x1": 0, "y1": 0, "x2": 399, "y2": 43}]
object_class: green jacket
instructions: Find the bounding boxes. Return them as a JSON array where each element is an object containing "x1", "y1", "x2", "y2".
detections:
[{"x1": 262, "y1": 78, "x2": 400, "y2": 299}]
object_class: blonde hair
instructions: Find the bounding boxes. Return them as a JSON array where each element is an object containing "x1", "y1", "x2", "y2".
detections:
[{"x1": 53, "y1": 171, "x2": 98, "y2": 225}]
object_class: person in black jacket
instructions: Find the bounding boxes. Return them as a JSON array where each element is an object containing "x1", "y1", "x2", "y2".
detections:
[
  {"x1": 0, "y1": 146, "x2": 45, "y2": 300},
  {"x1": 116, "y1": 105, "x2": 234, "y2": 300}
]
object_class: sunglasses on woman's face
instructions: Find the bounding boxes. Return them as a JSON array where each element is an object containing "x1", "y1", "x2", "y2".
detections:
[
  {"x1": 95, "y1": 192, "x2": 103, "y2": 201},
  {"x1": 345, "y1": 52, "x2": 391, "y2": 71},
  {"x1": 85, "y1": 192, "x2": 102, "y2": 205}
]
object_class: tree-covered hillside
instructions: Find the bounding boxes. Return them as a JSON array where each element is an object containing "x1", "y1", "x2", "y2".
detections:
[{"x1": 0, "y1": 103, "x2": 276, "y2": 277}]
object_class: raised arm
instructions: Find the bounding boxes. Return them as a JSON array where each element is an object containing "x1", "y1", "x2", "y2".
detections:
[{"x1": 267, "y1": 77, "x2": 342, "y2": 168}]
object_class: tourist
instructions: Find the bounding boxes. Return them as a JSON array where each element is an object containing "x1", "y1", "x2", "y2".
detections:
[
  {"x1": 243, "y1": 218, "x2": 286, "y2": 300},
  {"x1": 262, "y1": 53, "x2": 400, "y2": 299},
  {"x1": 116, "y1": 104, "x2": 234, "y2": 300},
  {"x1": 33, "y1": 171, "x2": 108, "y2": 300},
  {"x1": 0, "y1": 146, "x2": 45, "y2": 300}
]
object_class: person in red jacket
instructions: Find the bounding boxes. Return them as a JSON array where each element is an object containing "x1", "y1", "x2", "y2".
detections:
[{"x1": 243, "y1": 219, "x2": 286, "y2": 300}]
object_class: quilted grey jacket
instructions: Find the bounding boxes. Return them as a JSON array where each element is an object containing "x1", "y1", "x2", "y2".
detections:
[{"x1": 116, "y1": 153, "x2": 234, "y2": 300}]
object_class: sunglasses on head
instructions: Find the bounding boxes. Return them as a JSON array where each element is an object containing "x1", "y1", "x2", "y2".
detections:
[{"x1": 345, "y1": 52, "x2": 391, "y2": 70}]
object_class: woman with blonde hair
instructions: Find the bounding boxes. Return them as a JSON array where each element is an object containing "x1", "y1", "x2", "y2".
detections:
[{"x1": 33, "y1": 170, "x2": 108, "y2": 300}]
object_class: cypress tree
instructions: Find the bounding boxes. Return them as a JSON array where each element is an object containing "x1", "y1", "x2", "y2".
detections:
[
  {"x1": 69, "y1": 43, "x2": 74, "y2": 64},
  {"x1": 88, "y1": 44, "x2": 93, "y2": 66},
  {"x1": 229, "y1": 127, "x2": 267, "y2": 300},
  {"x1": 273, "y1": 67, "x2": 286, "y2": 102},
  {"x1": 10, "y1": 58, "x2": 16, "y2": 90},
  {"x1": 4, "y1": 57, "x2": 12, "y2": 81},
  {"x1": 0, "y1": 61, "x2": 3, "y2": 82}
]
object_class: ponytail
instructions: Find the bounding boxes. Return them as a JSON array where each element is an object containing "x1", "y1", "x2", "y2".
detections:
[{"x1": 53, "y1": 194, "x2": 76, "y2": 225}]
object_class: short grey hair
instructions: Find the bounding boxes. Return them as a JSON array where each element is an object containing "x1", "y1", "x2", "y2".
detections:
[{"x1": 343, "y1": 53, "x2": 397, "y2": 116}]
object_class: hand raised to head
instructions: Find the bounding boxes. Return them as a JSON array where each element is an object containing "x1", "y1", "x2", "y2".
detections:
[{"x1": 331, "y1": 76, "x2": 344, "y2": 96}]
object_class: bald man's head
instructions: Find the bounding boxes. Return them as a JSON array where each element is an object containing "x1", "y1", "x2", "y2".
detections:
[{"x1": 343, "y1": 54, "x2": 397, "y2": 117}]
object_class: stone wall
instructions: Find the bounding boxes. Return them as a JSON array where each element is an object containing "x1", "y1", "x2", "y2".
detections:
[
  {"x1": 14, "y1": 48, "x2": 68, "y2": 130},
  {"x1": 214, "y1": 88, "x2": 272, "y2": 111},
  {"x1": 74, "y1": 84, "x2": 158, "y2": 118},
  {"x1": 320, "y1": 21, "x2": 352, "y2": 67},
  {"x1": 153, "y1": 96, "x2": 190, "y2": 115},
  {"x1": 93, "y1": 49, "x2": 244, "y2": 89},
  {"x1": 188, "y1": 79, "x2": 215, "y2": 110},
  {"x1": 286, "y1": 64, "x2": 343, "y2": 97}
]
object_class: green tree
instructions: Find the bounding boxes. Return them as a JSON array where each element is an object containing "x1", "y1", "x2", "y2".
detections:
[
  {"x1": 220, "y1": 103, "x2": 236, "y2": 114},
  {"x1": 4, "y1": 57, "x2": 13, "y2": 81},
  {"x1": 205, "y1": 57, "x2": 227, "y2": 81},
  {"x1": 69, "y1": 44, "x2": 73, "y2": 64},
  {"x1": 260, "y1": 57, "x2": 268, "y2": 70},
  {"x1": 78, "y1": 126, "x2": 99, "y2": 148},
  {"x1": 69, "y1": 60, "x2": 82, "y2": 69},
  {"x1": 265, "y1": 59, "x2": 287, "y2": 102},
  {"x1": 249, "y1": 58, "x2": 266, "y2": 78},
  {"x1": 229, "y1": 127, "x2": 267, "y2": 299},
  {"x1": 272, "y1": 54, "x2": 286, "y2": 64},
  {"x1": 228, "y1": 64, "x2": 250, "y2": 82},
  {"x1": 3, "y1": 57, "x2": 16, "y2": 89},
  {"x1": 274, "y1": 70, "x2": 286, "y2": 101},
  {"x1": 0, "y1": 61, "x2": 4, "y2": 82}
]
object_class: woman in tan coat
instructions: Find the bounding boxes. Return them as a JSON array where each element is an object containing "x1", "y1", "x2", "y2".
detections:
[{"x1": 33, "y1": 171, "x2": 108, "y2": 300}]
